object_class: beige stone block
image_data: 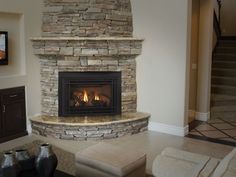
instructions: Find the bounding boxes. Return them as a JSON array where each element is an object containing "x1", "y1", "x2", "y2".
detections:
[
  {"x1": 131, "y1": 48, "x2": 142, "y2": 55},
  {"x1": 109, "y1": 49, "x2": 118, "y2": 55},
  {"x1": 74, "y1": 48, "x2": 82, "y2": 56},
  {"x1": 33, "y1": 48, "x2": 45, "y2": 55},
  {"x1": 102, "y1": 60, "x2": 118, "y2": 65},
  {"x1": 82, "y1": 49, "x2": 99, "y2": 55},
  {"x1": 44, "y1": 6, "x2": 63, "y2": 13},
  {"x1": 87, "y1": 8, "x2": 101, "y2": 13},
  {"x1": 87, "y1": 60, "x2": 102, "y2": 65},
  {"x1": 60, "y1": 47, "x2": 73, "y2": 55},
  {"x1": 65, "y1": 56, "x2": 79, "y2": 61},
  {"x1": 98, "y1": 49, "x2": 108, "y2": 55},
  {"x1": 57, "y1": 60, "x2": 79, "y2": 66}
]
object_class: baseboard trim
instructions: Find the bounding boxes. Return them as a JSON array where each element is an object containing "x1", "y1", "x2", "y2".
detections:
[
  {"x1": 195, "y1": 112, "x2": 210, "y2": 122},
  {"x1": 148, "y1": 121, "x2": 189, "y2": 137},
  {"x1": 27, "y1": 113, "x2": 41, "y2": 133}
]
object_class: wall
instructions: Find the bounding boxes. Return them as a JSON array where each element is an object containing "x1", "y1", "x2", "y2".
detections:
[
  {"x1": 196, "y1": 0, "x2": 213, "y2": 121},
  {"x1": 189, "y1": 0, "x2": 200, "y2": 122},
  {"x1": 0, "y1": 0, "x2": 43, "y2": 128},
  {"x1": 0, "y1": 12, "x2": 24, "y2": 77},
  {"x1": 132, "y1": 0, "x2": 191, "y2": 135},
  {"x1": 221, "y1": 0, "x2": 236, "y2": 36}
]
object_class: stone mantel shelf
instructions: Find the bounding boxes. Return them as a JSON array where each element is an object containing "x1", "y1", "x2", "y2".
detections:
[
  {"x1": 30, "y1": 37, "x2": 144, "y2": 41},
  {"x1": 31, "y1": 36, "x2": 143, "y2": 57}
]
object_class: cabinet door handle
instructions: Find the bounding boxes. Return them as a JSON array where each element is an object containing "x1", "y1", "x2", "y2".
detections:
[
  {"x1": 2, "y1": 105, "x2": 5, "y2": 113},
  {"x1": 9, "y1": 94, "x2": 18, "y2": 98}
]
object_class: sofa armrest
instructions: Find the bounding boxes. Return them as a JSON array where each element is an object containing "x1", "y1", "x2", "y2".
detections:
[
  {"x1": 152, "y1": 148, "x2": 218, "y2": 177},
  {"x1": 211, "y1": 148, "x2": 236, "y2": 177},
  {"x1": 199, "y1": 158, "x2": 219, "y2": 177}
]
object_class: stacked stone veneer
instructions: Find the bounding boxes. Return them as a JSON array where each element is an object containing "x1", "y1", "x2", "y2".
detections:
[
  {"x1": 31, "y1": 116, "x2": 149, "y2": 140},
  {"x1": 32, "y1": 38, "x2": 142, "y2": 116},
  {"x1": 42, "y1": 0, "x2": 133, "y2": 37},
  {"x1": 31, "y1": 0, "x2": 143, "y2": 117}
]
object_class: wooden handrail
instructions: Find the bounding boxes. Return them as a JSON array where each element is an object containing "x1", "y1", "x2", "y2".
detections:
[
  {"x1": 217, "y1": 0, "x2": 222, "y2": 24},
  {"x1": 214, "y1": 10, "x2": 221, "y2": 39}
]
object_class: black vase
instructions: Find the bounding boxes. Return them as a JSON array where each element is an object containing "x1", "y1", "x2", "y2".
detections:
[
  {"x1": 0, "y1": 151, "x2": 20, "y2": 177},
  {"x1": 35, "y1": 143, "x2": 58, "y2": 177},
  {"x1": 15, "y1": 149, "x2": 35, "y2": 171}
]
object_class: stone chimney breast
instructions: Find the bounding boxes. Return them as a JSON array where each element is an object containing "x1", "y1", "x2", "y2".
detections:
[
  {"x1": 31, "y1": 0, "x2": 143, "y2": 116},
  {"x1": 42, "y1": 0, "x2": 133, "y2": 37}
]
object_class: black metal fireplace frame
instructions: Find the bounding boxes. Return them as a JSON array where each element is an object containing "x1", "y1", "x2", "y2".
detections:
[{"x1": 59, "y1": 72, "x2": 121, "y2": 117}]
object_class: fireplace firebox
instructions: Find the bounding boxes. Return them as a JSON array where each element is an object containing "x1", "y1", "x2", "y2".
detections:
[{"x1": 59, "y1": 72, "x2": 121, "y2": 117}]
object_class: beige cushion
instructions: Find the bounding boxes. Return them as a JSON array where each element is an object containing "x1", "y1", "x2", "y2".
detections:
[
  {"x1": 211, "y1": 148, "x2": 236, "y2": 177},
  {"x1": 152, "y1": 147, "x2": 211, "y2": 177},
  {"x1": 76, "y1": 143, "x2": 146, "y2": 176}
]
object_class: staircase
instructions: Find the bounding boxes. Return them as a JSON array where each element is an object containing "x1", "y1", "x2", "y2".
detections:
[{"x1": 211, "y1": 38, "x2": 236, "y2": 119}]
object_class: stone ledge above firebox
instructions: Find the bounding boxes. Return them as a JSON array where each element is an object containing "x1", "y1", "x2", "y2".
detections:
[
  {"x1": 31, "y1": 37, "x2": 143, "y2": 57},
  {"x1": 31, "y1": 37, "x2": 144, "y2": 41}
]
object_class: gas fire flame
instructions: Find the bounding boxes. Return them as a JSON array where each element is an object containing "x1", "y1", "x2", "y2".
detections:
[
  {"x1": 95, "y1": 95, "x2": 100, "y2": 101},
  {"x1": 83, "y1": 90, "x2": 89, "y2": 102}
]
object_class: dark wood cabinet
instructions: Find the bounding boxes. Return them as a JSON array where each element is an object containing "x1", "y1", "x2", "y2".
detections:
[{"x1": 0, "y1": 87, "x2": 28, "y2": 143}]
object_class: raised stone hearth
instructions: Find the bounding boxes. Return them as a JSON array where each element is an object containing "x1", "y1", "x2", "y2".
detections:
[
  {"x1": 30, "y1": 112, "x2": 150, "y2": 140},
  {"x1": 31, "y1": 0, "x2": 148, "y2": 140}
]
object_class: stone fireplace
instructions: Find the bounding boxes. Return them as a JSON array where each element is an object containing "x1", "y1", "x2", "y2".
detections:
[{"x1": 30, "y1": 0, "x2": 150, "y2": 140}]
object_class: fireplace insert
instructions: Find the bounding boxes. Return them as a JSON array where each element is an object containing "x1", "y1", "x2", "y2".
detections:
[{"x1": 59, "y1": 72, "x2": 121, "y2": 116}]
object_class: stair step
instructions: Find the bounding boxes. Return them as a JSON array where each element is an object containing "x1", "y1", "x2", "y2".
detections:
[
  {"x1": 212, "y1": 76, "x2": 236, "y2": 87},
  {"x1": 211, "y1": 84, "x2": 236, "y2": 96},
  {"x1": 213, "y1": 54, "x2": 236, "y2": 61},
  {"x1": 212, "y1": 61, "x2": 236, "y2": 69},
  {"x1": 212, "y1": 68, "x2": 236, "y2": 77},
  {"x1": 211, "y1": 100, "x2": 236, "y2": 107},
  {"x1": 211, "y1": 94, "x2": 236, "y2": 101},
  {"x1": 218, "y1": 43, "x2": 236, "y2": 48},
  {"x1": 211, "y1": 94, "x2": 236, "y2": 107},
  {"x1": 211, "y1": 111, "x2": 236, "y2": 119},
  {"x1": 216, "y1": 47, "x2": 236, "y2": 54},
  {"x1": 211, "y1": 105, "x2": 236, "y2": 112},
  {"x1": 219, "y1": 39, "x2": 236, "y2": 45}
]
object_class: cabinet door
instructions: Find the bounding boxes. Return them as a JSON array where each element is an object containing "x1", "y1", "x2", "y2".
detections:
[
  {"x1": 1, "y1": 87, "x2": 26, "y2": 137},
  {"x1": 3, "y1": 100, "x2": 26, "y2": 136}
]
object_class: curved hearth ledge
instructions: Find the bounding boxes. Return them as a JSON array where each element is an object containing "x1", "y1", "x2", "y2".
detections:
[{"x1": 30, "y1": 112, "x2": 150, "y2": 140}]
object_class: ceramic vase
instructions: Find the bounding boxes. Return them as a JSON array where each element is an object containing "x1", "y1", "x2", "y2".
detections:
[
  {"x1": 35, "y1": 143, "x2": 58, "y2": 177},
  {"x1": 15, "y1": 149, "x2": 35, "y2": 171},
  {"x1": 15, "y1": 149, "x2": 30, "y2": 161},
  {"x1": 0, "y1": 151, "x2": 20, "y2": 177}
]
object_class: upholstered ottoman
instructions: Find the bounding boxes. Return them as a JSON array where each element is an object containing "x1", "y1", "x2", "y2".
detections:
[{"x1": 75, "y1": 143, "x2": 146, "y2": 177}]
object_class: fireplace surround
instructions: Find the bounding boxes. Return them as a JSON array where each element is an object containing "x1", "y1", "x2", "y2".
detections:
[
  {"x1": 59, "y1": 71, "x2": 121, "y2": 116},
  {"x1": 30, "y1": 0, "x2": 149, "y2": 140}
]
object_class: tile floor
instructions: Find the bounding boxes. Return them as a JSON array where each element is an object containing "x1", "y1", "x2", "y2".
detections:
[
  {"x1": 188, "y1": 117, "x2": 236, "y2": 146},
  {"x1": 0, "y1": 131, "x2": 234, "y2": 175}
]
